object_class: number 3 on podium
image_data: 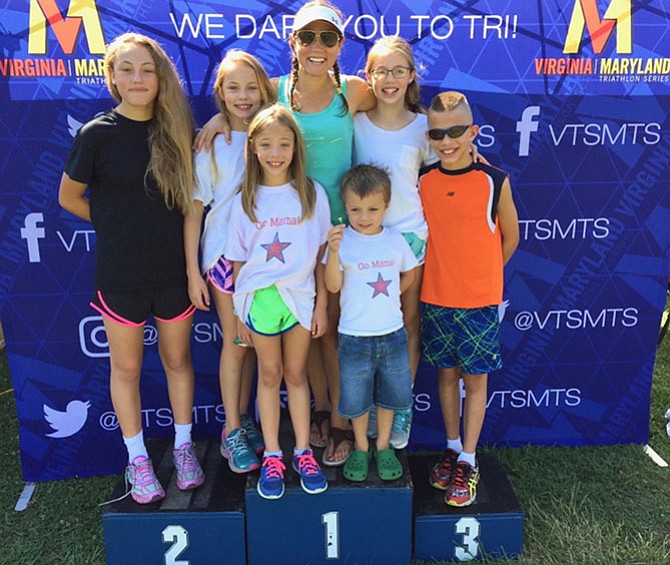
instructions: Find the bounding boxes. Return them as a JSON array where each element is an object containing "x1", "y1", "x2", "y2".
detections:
[{"x1": 454, "y1": 517, "x2": 481, "y2": 561}]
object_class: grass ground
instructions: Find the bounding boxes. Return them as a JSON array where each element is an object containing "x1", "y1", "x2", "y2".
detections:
[{"x1": 1, "y1": 321, "x2": 670, "y2": 564}]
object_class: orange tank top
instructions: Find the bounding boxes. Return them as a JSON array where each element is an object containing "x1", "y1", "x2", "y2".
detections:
[{"x1": 419, "y1": 162, "x2": 507, "y2": 308}]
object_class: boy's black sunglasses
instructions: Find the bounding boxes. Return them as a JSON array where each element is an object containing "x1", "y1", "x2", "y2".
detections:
[
  {"x1": 427, "y1": 125, "x2": 471, "y2": 140},
  {"x1": 295, "y1": 30, "x2": 341, "y2": 48}
]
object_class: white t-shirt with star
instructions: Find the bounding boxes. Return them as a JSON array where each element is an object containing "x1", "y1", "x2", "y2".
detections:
[
  {"x1": 326, "y1": 226, "x2": 419, "y2": 336},
  {"x1": 225, "y1": 181, "x2": 331, "y2": 331},
  {"x1": 193, "y1": 132, "x2": 246, "y2": 272}
]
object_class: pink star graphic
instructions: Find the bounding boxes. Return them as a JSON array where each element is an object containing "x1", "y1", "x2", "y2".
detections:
[
  {"x1": 261, "y1": 232, "x2": 291, "y2": 263},
  {"x1": 367, "y1": 272, "x2": 392, "y2": 298}
]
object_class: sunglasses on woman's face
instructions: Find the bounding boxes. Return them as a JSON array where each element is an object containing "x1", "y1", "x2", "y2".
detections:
[
  {"x1": 294, "y1": 29, "x2": 341, "y2": 48},
  {"x1": 427, "y1": 125, "x2": 471, "y2": 140}
]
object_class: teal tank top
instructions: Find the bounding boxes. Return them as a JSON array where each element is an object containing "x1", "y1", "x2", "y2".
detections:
[{"x1": 277, "y1": 74, "x2": 353, "y2": 224}]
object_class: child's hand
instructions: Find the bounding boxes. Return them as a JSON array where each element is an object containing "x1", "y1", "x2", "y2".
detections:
[
  {"x1": 188, "y1": 273, "x2": 210, "y2": 311},
  {"x1": 327, "y1": 224, "x2": 346, "y2": 252},
  {"x1": 310, "y1": 305, "x2": 328, "y2": 339},
  {"x1": 235, "y1": 316, "x2": 254, "y2": 348},
  {"x1": 193, "y1": 114, "x2": 230, "y2": 151}
]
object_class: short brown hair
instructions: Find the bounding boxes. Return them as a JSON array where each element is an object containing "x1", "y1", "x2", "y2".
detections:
[
  {"x1": 429, "y1": 91, "x2": 472, "y2": 122},
  {"x1": 340, "y1": 164, "x2": 391, "y2": 204}
]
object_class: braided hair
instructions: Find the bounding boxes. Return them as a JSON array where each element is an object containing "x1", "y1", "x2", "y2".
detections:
[{"x1": 289, "y1": 0, "x2": 349, "y2": 116}]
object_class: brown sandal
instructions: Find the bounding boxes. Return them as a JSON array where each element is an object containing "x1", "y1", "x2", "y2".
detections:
[
  {"x1": 322, "y1": 427, "x2": 353, "y2": 467},
  {"x1": 309, "y1": 410, "x2": 330, "y2": 448}
]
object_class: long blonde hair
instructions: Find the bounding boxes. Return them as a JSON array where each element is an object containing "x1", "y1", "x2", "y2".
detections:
[
  {"x1": 365, "y1": 35, "x2": 423, "y2": 114},
  {"x1": 210, "y1": 50, "x2": 275, "y2": 184},
  {"x1": 104, "y1": 32, "x2": 195, "y2": 214},
  {"x1": 241, "y1": 104, "x2": 315, "y2": 223}
]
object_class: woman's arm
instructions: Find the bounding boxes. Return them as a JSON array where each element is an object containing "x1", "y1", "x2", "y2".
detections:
[{"x1": 345, "y1": 75, "x2": 376, "y2": 114}]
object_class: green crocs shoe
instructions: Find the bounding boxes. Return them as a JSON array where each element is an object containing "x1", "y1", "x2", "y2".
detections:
[
  {"x1": 375, "y1": 448, "x2": 403, "y2": 481},
  {"x1": 343, "y1": 449, "x2": 371, "y2": 482}
]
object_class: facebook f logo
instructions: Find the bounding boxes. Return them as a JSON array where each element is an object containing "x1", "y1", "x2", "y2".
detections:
[
  {"x1": 516, "y1": 106, "x2": 541, "y2": 157},
  {"x1": 21, "y1": 212, "x2": 46, "y2": 263}
]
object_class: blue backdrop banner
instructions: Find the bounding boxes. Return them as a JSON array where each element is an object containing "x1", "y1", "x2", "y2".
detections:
[{"x1": 1, "y1": 0, "x2": 669, "y2": 481}]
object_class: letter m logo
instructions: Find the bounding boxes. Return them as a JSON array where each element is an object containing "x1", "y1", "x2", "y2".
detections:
[
  {"x1": 563, "y1": 0, "x2": 632, "y2": 54},
  {"x1": 28, "y1": 0, "x2": 105, "y2": 55}
]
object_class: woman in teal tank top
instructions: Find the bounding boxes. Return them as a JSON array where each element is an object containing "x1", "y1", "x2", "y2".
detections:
[
  {"x1": 277, "y1": 74, "x2": 353, "y2": 223},
  {"x1": 194, "y1": 1, "x2": 375, "y2": 468}
]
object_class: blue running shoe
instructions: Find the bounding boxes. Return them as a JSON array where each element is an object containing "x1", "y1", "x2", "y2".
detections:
[
  {"x1": 390, "y1": 408, "x2": 412, "y2": 449},
  {"x1": 257, "y1": 454, "x2": 286, "y2": 500},
  {"x1": 240, "y1": 414, "x2": 265, "y2": 455},
  {"x1": 221, "y1": 428, "x2": 260, "y2": 473},
  {"x1": 293, "y1": 449, "x2": 328, "y2": 495}
]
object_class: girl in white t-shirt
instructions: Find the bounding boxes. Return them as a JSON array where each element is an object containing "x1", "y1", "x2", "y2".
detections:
[
  {"x1": 225, "y1": 104, "x2": 331, "y2": 500},
  {"x1": 353, "y1": 36, "x2": 438, "y2": 449},
  {"x1": 184, "y1": 51, "x2": 274, "y2": 474}
]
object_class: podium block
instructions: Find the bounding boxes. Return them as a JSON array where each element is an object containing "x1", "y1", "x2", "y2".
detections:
[
  {"x1": 245, "y1": 417, "x2": 413, "y2": 565},
  {"x1": 103, "y1": 440, "x2": 247, "y2": 565},
  {"x1": 410, "y1": 452, "x2": 524, "y2": 562}
]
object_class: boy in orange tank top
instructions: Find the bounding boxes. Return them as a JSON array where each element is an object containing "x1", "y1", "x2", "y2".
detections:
[{"x1": 419, "y1": 91, "x2": 519, "y2": 507}]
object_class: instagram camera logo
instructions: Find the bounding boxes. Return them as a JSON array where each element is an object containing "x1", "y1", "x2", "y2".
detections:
[
  {"x1": 79, "y1": 316, "x2": 159, "y2": 358},
  {"x1": 79, "y1": 316, "x2": 109, "y2": 358},
  {"x1": 563, "y1": 0, "x2": 632, "y2": 55},
  {"x1": 28, "y1": 0, "x2": 105, "y2": 55},
  {"x1": 21, "y1": 212, "x2": 46, "y2": 263}
]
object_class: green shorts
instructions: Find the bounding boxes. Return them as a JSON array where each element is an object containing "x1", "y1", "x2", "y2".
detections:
[
  {"x1": 402, "y1": 232, "x2": 426, "y2": 263},
  {"x1": 246, "y1": 285, "x2": 299, "y2": 336}
]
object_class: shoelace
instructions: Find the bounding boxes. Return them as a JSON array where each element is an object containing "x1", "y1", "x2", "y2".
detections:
[
  {"x1": 98, "y1": 461, "x2": 152, "y2": 506},
  {"x1": 295, "y1": 453, "x2": 320, "y2": 476},
  {"x1": 262, "y1": 456, "x2": 285, "y2": 479},
  {"x1": 226, "y1": 430, "x2": 249, "y2": 456},
  {"x1": 450, "y1": 462, "x2": 471, "y2": 488},
  {"x1": 174, "y1": 446, "x2": 196, "y2": 470}
]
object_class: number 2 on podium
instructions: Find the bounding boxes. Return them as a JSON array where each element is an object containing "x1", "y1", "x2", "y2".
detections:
[
  {"x1": 321, "y1": 511, "x2": 340, "y2": 559},
  {"x1": 162, "y1": 524, "x2": 190, "y2": 565}
]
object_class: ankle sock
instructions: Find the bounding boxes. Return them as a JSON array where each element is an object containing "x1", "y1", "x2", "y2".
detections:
[
  {"x1": 123, "y1": 430, "x2": 148, "y2": 462},
  {"x1": 447, "y1": 437, "x2": 463, "y2": 453},
  {"x1": 458, "y1": 450, "x2": 477, "y2": 468},
  {"x1": 174, "y1": 423, "x2": 192, "y2": 449}
]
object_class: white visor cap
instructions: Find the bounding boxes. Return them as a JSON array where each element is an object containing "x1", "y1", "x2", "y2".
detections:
[{"x1": 292, "y1": 6, "x2": 344, "y2": 34}]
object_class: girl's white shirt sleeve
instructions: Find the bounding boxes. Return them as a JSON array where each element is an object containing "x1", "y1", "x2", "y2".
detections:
[{"x1": 193, "y1": 132, "x2": 247, "y2": 272}]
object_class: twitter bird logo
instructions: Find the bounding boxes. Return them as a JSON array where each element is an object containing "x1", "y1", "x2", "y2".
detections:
[{"x1": 44, "y1": 400, "x2": 91, "y2": 438}]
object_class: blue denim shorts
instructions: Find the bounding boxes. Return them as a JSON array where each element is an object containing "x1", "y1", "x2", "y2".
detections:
[{"x1": 337, "y1": 328, "x2": 413, "y2": 419}]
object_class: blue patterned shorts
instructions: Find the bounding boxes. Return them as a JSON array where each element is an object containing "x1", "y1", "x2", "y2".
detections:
[{"x1": 421, "y1": 303, "x2": 502, "y2": 375}]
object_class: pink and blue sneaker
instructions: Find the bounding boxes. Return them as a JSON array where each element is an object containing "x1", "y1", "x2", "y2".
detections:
[
  {"x1": 173, "y1": 443, "x2": 205, "y2": 490},
  {"x1": 257, "y1": 453, "x2": 286, "y2": 500},
  {"x1": 126, "y1": 456, "x2": 165, "y2": 504},
  {"x1": 293, "y1": 449, "x2": 328, "y2": 495}
]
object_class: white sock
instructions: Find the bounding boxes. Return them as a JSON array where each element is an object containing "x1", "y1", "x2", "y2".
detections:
[
  {"x1": 123, "y1": 430, "x2": 148, "y2": 462},
  {"x1": 458, "y1": 450, "x2": 477, "y2": 468},
  {"x1": 174, "y1": 423, "x2": 192, "y2": 449},
  {"x1": 447, "y1": 437, "x2": 463, "y2": 453}
]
